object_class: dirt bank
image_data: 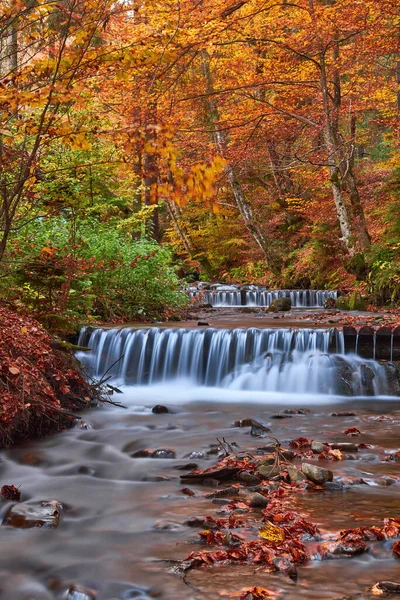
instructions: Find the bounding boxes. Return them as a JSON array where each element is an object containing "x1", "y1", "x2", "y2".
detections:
[{"x1": 0, "y1": 305, "x2": 98, "y2": 447}]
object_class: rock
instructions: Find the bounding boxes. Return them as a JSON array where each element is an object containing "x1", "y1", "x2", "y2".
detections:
[
  {"x1": 151, "y1": 449, "x2": 176, "y2": 459},
  {"x1": 287, "y1": 466, "x2": 308, "y2": 483},
  {"x1": 183, "y1": 451, "x2": 206, "y2": 460},
  {"x1": 348, "y1": 291, "x2": 366, "y2": 311},
  {"x1": 175, "y1": 462, "x2": 198, "y2": 470},
  {"x1": 268, "y1": 297, "x2": 291, "y2": 312},
  {"x1": 270, "y1": 413, "x2": 292, "y2": 419},
  {"x1": 152, "y1": 405, "x2": 170, "y2": 414},
  {"x1": 2, "y1": 499, "x2": 62, "y2": 529},
  {"x1": 250, "y1": 421, "x2": 271, "y2": 437},
  {"x1": 247, "y1": 492, "x2": 269, "y2": 508},
  {"x1": 212, "y1": 498, "x2": 232, "y2": 505},
  {"x1": 256, "y1": 465, "x2": 281, "y2": 479},
  {"x1": 64, "y1": 584, "x2": 97, "y2": 599},
  {"x1": 281, "y1": 408, "x2": 310, "y2": 415},
  {"x1": 330, "y1": 442, "x2": 358, "y2": 452},
  {"x1": 335, "y1": 296, "x2": 350, "y2": 310},
  {"x1": 130, "y1": 449, "x2": 153, "y2": 458},
  {"x1": 142, "y1": 475, "x2": 170, "y2": 482},
  {"x1": 233, "y1": 418, "x2": 254, "y2": 427},
  {"x1": 180, "y1": 466, "x2": 240, "y2": 482},
  {"x1": 301, "y1": 463, "x2": 333, "y2": 485},
  {"x1": 331, "y1": 411, "x2": 356, "y2": 417},
  {"x1": 324, "y1": 481, "x2": 348, "y2": 492},
  {"x1": 372, "y1": 582, "x2": 400, "y2": 594},
  {"x1": 311, "y1": 441, "x2": 326, "y2": 454},
  {"x1": 237, "y1": 471, "x2": 262, "y2": 485},
  {"x1": 205, "y1": 486, "x2": 239, "y2": 499},
  {"x1": 333, "y1": 539, "x2": 367, "y2": 555},
  {"x1": 197, "y1": 321, "x2": 209, "y2": 326}
]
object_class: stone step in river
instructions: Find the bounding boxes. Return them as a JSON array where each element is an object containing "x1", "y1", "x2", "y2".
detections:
[{"x1": 187, "y1": 285, "x2": 338, "y2": 307}]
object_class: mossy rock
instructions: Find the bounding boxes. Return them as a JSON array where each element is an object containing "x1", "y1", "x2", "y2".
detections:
[
  {"x1": 268, "y1": 297, "x2": 291, "y2": 312},
  {"x1": 348, "y1": 291, "x2": 367, "y2": 311},
  {"x1": 335, "y1": 296, "x2": 350, "y2": 310}
]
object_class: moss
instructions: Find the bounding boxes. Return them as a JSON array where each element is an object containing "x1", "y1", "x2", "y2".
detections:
[
  {"x1": 348, "y1": 291, "x2": 367, "y2": 311},
  {"x1": 335, "y1": 296, "x2": 350, "y2": 310}
]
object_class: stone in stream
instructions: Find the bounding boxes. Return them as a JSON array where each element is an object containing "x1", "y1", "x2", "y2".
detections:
[
  {"x1": 152, "y1": 405, "x2": 170, "y2": 414},
  {"x1": 237, "y1": 471, "x2": 262, "y2": 485},
  {"x1": 247, "y1": 492, "x2": 269, "y2": 508},
  {"x1": 2, "y1": 499, "x2": 62, "y2": 529},
  {"x1": 301, "y1": 463, "x2": 333, "y2": 485},
  {"x1": 270, "y1": 413, "x2": 293, "y2": 419},
  {"x1": 151, "y1": 449, "x2": 176, "y2": 459},
  {"x1": 250, "y1": 421, "x2": 271, "y2": 437},
  {"x1": 287, "y1": 466, "x2": 308, "y2": 484},
  {"x1": 281, "y1": 408, "x2": 310, "y2": 415},
  {"x1": 183, "y1": 451, "x2": 206, "y2": 460},
  {"x1": 256, "y1": 465, "x2": 281, "y2": 479},
  {"x1": 268, "y1": 297, "x2": 291, "y2": 312},
  {"x1": 331, "y1": 411, "x2": 357, "y2": 417},
  {"x1": 64, "y1": 584, "x2": 97, "y2": 600},
  {"x1": 205, "y1": 486, "x2": 239, "y2": 499},
  {"x1": 330, "y1": 442, "x2": 358, "y2": 452},
  {"x1": 372, "y1": 582, "x2": 400, "y2": 594},
  {"x1": 311, "y1": 441, "x2": 326, "y2": 454}
]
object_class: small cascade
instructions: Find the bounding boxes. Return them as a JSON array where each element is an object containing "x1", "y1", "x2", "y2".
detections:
[
  {"x1": 77, "y1": 327, "x2": 398, "y2": 396},
  {"x1": 189, "y1": 286, "x2": 338, "y2": 307}
]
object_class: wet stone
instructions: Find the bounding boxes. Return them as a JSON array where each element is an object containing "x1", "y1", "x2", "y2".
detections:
[
  {"x1": 302, "y1": 463, "x2": 333, "y2": 485},
  {"x1": 324, "y1": 481, "x2": 348, "y2": 492},
  {"x1": 151, "y1": 449, "x2": 176, "y2": 459},
  {"x1": 174, "y1": 463, "x2": 198, "y2": 471},
  {"x1": 152, "y1": 405, "x2": 170, "y2": 414},
  {"x1": 237, "y1": 471, "x2": 261, "y2": 485},
  {"x1": 64, "y1": 584, "x2": 97, "y2": 600},
  {"x1": 281, "y1": 408, "x2": 310, "y2": 415},
  {"x1": 330, "y1": 442, "x2": 358, "y2": 452},
  {"x1": 142, "y1": 475, "x2": 170, "y2": 482},
  {"x1": 270, "y1": 413, "x2": 292, "y2": 419},
  {"x1": 311, "y1": 441, "x2": 326, "y2": 454},
  {"x1": 77, "y1": 466, "x2": 96, "y2": 476},
  {"x1": 331, "y1": 411, "x2": 357, "y2": 417},
  {"x1": 287, "y1": 466, "x2": 308, "y2": 484},
  {"x1": 212, "y1": 498, "x2": 232, "y2": 505},
  {"x1": 2, "y1": 499, "x2": 62, "y2": 529},
  {"x1": 183, "y1": 451, "x2": 206, "y2": 460},
  {"x1": 250, "y1": 421, "x2": 271, "y2": 437},
  {"x1": 256, "y1": 465, "x2": 281, "y2": 479},
  {"x1": 130, "y1": 449, "x2": 153, "y2": 458},
  {"x1": 205, "y1": 486, "x2": 239, "y2": 499},
  {"x1": 247, "y1": 492, "x2": 269, "y2": 508},
  {"x1": 333, "y1": 540, "x2": 367, "y2": 555}
]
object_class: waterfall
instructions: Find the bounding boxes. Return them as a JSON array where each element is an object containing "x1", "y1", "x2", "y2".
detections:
[
  {"x1": 196, "y1": 288, "x2": 337, "y2": 307},
  {"x1": 77, "y1": 327, "x2": 396, "y2": 396}
]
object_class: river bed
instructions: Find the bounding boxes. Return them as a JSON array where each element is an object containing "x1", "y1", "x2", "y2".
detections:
[{"x1": 0, "y1": 388, "x2": 399, "y2": 600}]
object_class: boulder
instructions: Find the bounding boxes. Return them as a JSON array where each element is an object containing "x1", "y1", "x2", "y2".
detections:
[
  {"x1": 268, "y1": 297, "x2": 291, "y2": 312},
  {"x1": 301, "y1": 463, "x2": 333, "y2": 485},
  {"x1": 348, "y1": 291, "x2": 367, "y2": 311},
  {"x1": 152, "y1": 405, "x2": 170, "y2": 414},
  {"x1": 2, "y1": 499, "x2": 62, "y2": 529},
  {"x1": 335, "y1": 296, "x2": 350, "y2": 310}
]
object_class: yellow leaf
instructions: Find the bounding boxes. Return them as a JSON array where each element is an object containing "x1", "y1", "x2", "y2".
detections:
[
  {"x1": 21, "y1": 326, "x2": 28, "y2": 334},
  {"x1": 259, "y1": 522, "x2": 285, "y2": 542},
  {"x1": 330, "y1": 449, "x2": 344, "y2": 460}
]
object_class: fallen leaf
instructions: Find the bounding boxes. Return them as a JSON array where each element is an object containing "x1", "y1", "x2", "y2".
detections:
[
  {"x1": 8, "y1": 366, "x2": 20, "y2": 375},
  {"x1": 259, "y1": 522, "x2": 285, "y2": 542}
]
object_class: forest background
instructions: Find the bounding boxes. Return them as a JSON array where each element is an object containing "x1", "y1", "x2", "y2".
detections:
[{"x1": 0, "y1": 0, "x2": 398, "y2": 329}]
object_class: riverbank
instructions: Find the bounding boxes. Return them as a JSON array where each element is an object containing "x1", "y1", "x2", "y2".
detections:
[{"x1": 0, "y1": 305, "x2": 99, "y2": 447}]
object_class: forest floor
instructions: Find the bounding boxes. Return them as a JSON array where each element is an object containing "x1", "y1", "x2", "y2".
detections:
[{"x1": 0, "y1": 305, "x2": 100, "y2": 447}]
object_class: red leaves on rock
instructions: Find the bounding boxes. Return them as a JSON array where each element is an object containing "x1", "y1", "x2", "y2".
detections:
[
  {"x1": 289, "y1": 437, "x2": 312, "y2": 449},
  {"x1": 1, "y1": 485, "x2": 21, "y2": 501},
  {"x1": 180, "y1": 487, "x2": 195, "y2": 496},
  {"x1": 344, "y1": 428, "x2": 361, "y2": 436}
]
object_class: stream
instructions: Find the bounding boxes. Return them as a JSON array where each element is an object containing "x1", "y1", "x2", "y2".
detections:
[{"x1": 0, "y1": 322, "x2": 399, "y2": 599}]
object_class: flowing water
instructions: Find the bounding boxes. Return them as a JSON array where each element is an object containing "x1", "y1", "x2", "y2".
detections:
[
  {"x1": 188, "y1": 287, "x2": 338, "y2": 308},
  {"x1": 0, "y1": 326, "x2": 399, "y2": 599}
]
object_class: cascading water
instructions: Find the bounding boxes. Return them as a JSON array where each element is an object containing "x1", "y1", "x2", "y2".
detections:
[
  {"x1": 189, "y1": 287, "x2": 338, "y2": 307},
  {"x1": 77, "y1": 327, "x2": 397, "y2": 396}
]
